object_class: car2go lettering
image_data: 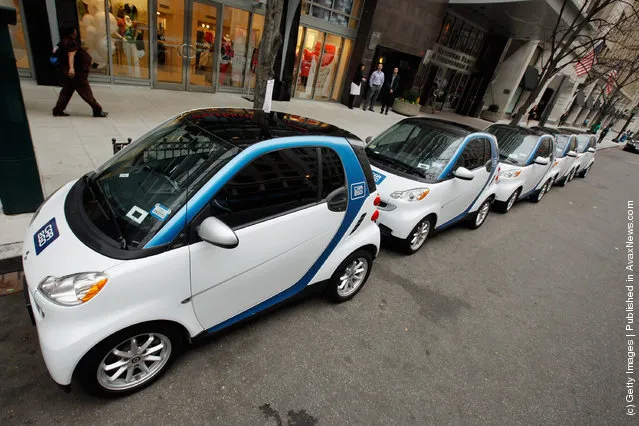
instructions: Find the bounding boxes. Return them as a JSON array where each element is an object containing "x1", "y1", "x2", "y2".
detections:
[
  {"x1": 21, "y1": 109, "x2": 381, "y2": 397},
  {"x1": 364, "y1": 118, "x2": 499, "y2": 254}
]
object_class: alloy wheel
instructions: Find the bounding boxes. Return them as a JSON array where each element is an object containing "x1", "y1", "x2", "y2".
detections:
[
  {"x1": 475, "y1": 201, "x2": 490, "y2": 227},
  {"x1": 97, "y1": 333, "x2": 172, "y2": 391},
  {"x1": 506, "y1": 190, "x2": 519, "y2": 211},
  {"x1": 337, "y1": 257, "x2": 369, "y2": 297},
  {"x1": 410, "y1": 220, "x2": 430, "y2": 251}
]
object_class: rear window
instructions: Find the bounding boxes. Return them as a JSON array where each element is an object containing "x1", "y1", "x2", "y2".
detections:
[{"x1": 350, "y1": 141, "x2": 376, "y2": 193}]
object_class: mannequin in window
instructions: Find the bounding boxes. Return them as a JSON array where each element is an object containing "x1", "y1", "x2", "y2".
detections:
[
  {"x1": 219, "y1": 34, "x2": 234, "y2": 85},
  {"x1": 232, "y1": 30, "x2": 246, "y2": 87},
  {"x1": 122, "y1": 4, "x2": 140, "y2": 78}
]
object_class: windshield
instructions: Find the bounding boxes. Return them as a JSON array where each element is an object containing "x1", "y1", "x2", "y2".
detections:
[
  {"x1": 576, "y1": 135, "x2": 592, "y2": 151},
  {"x1": 87, "y1": 117, "x2": 241, "y2": 249},
  {"x1": 554, "y1": 134, "x2": 571, "y2": 156},
  {"x1": 365, "y1": 121, "x2": 464, "y2": 181},
  {"x1": 487, "y1": 126, "x2": 539, "y2": 165}
]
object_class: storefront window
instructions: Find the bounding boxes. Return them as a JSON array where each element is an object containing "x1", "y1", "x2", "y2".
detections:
[
  {"x1": 247, "y1": 14, "x2": 264, "y2": 90},
  {"x1": 190, "y1": 2, "x2": 218, "y2": 88},
  {"x1": 10, "y1": 0, "x2": 30, "y2": 71},
  {"x1": 295, "y1": 28, "x2": 324, "y2": 99},
  {"x1": 219, "y1": 6, "x2": 249, "y2": 88},
  {"x1": 446, "y1": 18, "x2": 463, "y2": 49},
  {"x1": 464, "y1": 28, "x2": 478, "y2": 55},
  {"x1": 76, "y1": 0, "x2": 112, "y2": 75},
  {"x1": 112, "y1": 1, "x2": 150, "y2": 79},
  {"x1": 331, "y1": 38, "x2": 352, "y2": 100},
  {"x1": 156, "y1": 0, "x2": 185, "y2": 84},
  {"x1": 471, "y1": 32, "x2": 485, "y2": 56},
  {"x1": 438, "y1": 15, "x2": 455, "y2": 46},
  {"x1": 314, "y1": 33, "x2": 341, "y2": 101},
  {"x1": 454, "y1": 25, "x2": 470, "y2": 52}
]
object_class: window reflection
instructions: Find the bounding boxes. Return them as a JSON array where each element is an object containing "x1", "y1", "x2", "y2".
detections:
[{"x1": 10, "y1": 0, "x2": 30, "y2": 70}]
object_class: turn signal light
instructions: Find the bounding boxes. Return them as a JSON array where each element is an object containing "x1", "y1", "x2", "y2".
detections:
[
  {"x1": 373, "y1": 194, "x2": 381, "y2": 206},
  {"x1": 81, "y1": 278, "x2": 108, "y2": 303},
  {"x1": 371, "y1": 209, "x2": 380, "y2": 222}
]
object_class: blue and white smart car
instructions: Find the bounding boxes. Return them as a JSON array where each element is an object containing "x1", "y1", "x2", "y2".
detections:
[
  {"x1": 21, "y1": 109, "x2": 381, "y2": 396},
  {"x1": 365, "y1": 118, "x2": 499, "y2": 254},
  {"x1": 485, "y1": 124, "x2": 555, "y2": 213},
  {"x1": 532, "y1": 126, "x2": 579, "y2": 186},
  {"x1": 559, "y1": 128, "x2": 597, "y2": 178}
]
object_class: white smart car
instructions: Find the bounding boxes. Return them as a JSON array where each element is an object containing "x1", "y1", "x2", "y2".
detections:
[
  {"x1": 22, "y1": 109, "x2": 381, "y2": 396},
  {"x1": 559, "y1": 128, "x2": 597, "y2": 178},
  {"x1": 532, "y1": 127, "x2": 579, "y2": 186},
  {"x1": 485, "y1": 124, "x2": 555, "y2": 213},
  {"x1": 365, "y1": 118, "x2": 499, "y2": 254}
]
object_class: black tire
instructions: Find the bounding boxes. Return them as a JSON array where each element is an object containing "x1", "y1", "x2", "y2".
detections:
[
  {"x1": 494, "y1": 188, "x2": 520, "y2": 214},
  {"x1": 557, "y1": 174, "x2": 568, "y2": 187},
  {"x1": 398, "y1": 216, "x2": 434, "y2": 255},
  {"x1": 578, "y1": 164, "x2": 592, "y2": 178},
  {"x1": 465, "y1": 198, "x2": 492, "y2": 230},
  {"x1": 530, "y1": 179, "x2": 551, "y2": 203},
  {"x1": 76, "y1": 322, "x2": 183, "y2": 397},
  {"x1": 325, "y1": 249, "x2": 373, "y2": 302}
]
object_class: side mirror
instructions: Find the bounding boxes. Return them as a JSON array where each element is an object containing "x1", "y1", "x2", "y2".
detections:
[
  {"x1": 197, "y1": 217, "x2": 238, "y2": 249},
  {"x1": 365, "y1": 136, "x2": 373, "y2": 145},
  {"x1": 533, "y1": 156, "x2": 550, "y2": 166},
  {"x1": 453, "y1": 167, "x2": 474, "y2": 180},
  {"x1": 587, "y1": 147, "x2": 596, "y2": 153},
  {"x1": 567, "y1": 150, "x2": 578, "y2": 158}
]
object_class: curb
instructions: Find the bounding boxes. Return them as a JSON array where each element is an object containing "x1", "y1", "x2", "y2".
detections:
[{"x1": 597, "y1": 144, "x2": 622, "y2": 151}]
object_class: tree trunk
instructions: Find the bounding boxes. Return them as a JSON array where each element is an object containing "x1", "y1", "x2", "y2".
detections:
[
  {"x1": 253, "y1": 0, "x2": 284, "y2": 110},
  {"x1": 613, "y1": 113, "x2": 633, "y2": 140}
]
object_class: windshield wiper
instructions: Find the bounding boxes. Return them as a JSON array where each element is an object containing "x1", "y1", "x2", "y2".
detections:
[
  {"x1": 498, "y1": 154, "x2": 519, "y2": 165},
  {"x1": 84, "y1": 175, "x2": 128, "y2": 250}
]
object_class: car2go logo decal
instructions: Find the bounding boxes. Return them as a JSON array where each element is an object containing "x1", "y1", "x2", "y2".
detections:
[
  {"x1": 34, "y1": 218, "x2": 60, "y2": 255},
  {"x1": 350, "y1": 182, "x2": 366, "y2": 200},
  {"x1": 372, "y1": 170, "x2": 386, "y2": 185}
]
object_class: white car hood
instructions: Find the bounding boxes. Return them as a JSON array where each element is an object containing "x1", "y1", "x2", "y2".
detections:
[
  {"x1": 371, "y1": 165, "x2": 426, "y2": 197},
  {"x1": 22, "y1": 180, "x2": 124, "y2": 293}
]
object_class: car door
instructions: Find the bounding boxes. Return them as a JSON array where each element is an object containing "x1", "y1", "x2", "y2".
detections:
[
  {"x1": 523, "y1": 137, "x2": 553, "y2": 194},
  {"x1": 438, "y1": 137, "x2": 492, "y2": 225},
  {"x1": 188, "y1": 147, "x2": 348, "y2": 331}
]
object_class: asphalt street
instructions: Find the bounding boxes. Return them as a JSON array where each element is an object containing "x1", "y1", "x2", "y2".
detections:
[{"x1": 0, "y1": 147, "x2": 637, "y2": 425}]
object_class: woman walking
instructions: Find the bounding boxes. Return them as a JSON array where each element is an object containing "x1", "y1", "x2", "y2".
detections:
[
  {"x1": 348, "y1": 64, "x2": 366, "y2": 109},
  {"x1": 526, "y1": 105, "x2": 538, "y2": 126}
]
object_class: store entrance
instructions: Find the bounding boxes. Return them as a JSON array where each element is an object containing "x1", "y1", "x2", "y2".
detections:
[{"x1": 153, "y1": 0, "x2": 263, "y2": 92}]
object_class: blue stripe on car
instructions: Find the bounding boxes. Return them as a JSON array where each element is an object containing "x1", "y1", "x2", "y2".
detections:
[
  {"x1": 436, "y1": 133, "x2": 499, "y2": 231},
  {"x1": 145, "y1": 136, "x2": 368, "y2": 333}
]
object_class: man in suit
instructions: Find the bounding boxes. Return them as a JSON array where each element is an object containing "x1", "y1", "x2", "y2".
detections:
[
  {"x1": 362, "y1": 63, "x2": 385, "y2": 112},
  {"x1": 381, "y1": 67, "x2": 400, "y2": 115}
]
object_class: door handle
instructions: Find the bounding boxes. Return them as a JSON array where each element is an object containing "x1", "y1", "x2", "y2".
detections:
[
  {"x1": 187, "y1": 44, "x2": 197, "y2": 59},
  {"x1": 177, "y1": 43, "x2": 189, "y2": 58},
  {"x1": 326, "y1": 187, "x2": 348, "y2": 212}
]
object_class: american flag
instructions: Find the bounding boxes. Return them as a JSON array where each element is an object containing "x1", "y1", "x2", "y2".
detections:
[
  {"x1": 605, "y1": 66, "x2": 619, "y2": 95},
  {"x1": 574, "y1": 42, "x2": 605, "y2": 77}
]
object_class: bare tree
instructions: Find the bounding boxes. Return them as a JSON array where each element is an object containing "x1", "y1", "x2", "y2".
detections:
[
  {"x1": 253, "y1": 0, "x2": 284, "y2": 110},
  {"x1": 510, "y1": 0, "x2": 639, "y2": 126}
]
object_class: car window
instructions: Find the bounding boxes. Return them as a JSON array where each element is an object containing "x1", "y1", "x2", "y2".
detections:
[
  {"x1": 536, "y1": 138, "x2": 552, "y2": 158},
  {"x1": 576, "y1": 135, "x2": 591, "y2": 151},
  {"x1": 455, "y1": 138, "x2": 485, "y2": 170},
  {"x1": 554, "y1": 135, "x2": 570, "y2": 156},
  {"x1": 487, "y1": 125, "x2": 539, "y2": 165},
  {"x1": 210, "y1": 148, "x2": 320, "y2": 229},
  {"x1": 366, "y1": 121, "x2": 464, "y2": 181},
  {"x1": 321, "y1": 148, "x2": 346, "y2": 199},
  {"x1": 569, "y1": 136, "x2": 577, "y2": 153}
]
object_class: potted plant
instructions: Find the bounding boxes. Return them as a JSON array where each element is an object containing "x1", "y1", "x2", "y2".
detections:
[
  {"x1": 480, "y1": 104, "x2": 502, "y2": 122},
  {"x1": 393, "y1": 90, "x2": 421, "y2": 117}
]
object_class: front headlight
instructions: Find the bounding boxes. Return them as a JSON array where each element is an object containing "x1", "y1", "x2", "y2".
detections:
[
  {"x1": 38, "y1": 272, "x2": 108, "y2": 306},
  {"x1": 389, "y1": 188, "x2": 429, "y2": 201},
  {"x1": 499, "y1": 170, "x2": 522, "y2": 178}
]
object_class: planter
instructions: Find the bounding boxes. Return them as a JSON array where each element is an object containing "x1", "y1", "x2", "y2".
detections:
[
  {"x1": 480, "y1": 109, "x2": 503, "y2": 122},
  {"x1": 393, "y1": 98, "x2": 420, "y2": 117}
]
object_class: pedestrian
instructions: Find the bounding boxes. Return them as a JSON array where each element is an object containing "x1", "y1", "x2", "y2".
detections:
[
  {"x1": 348, "y1": 64, "x2": 366, "y2": 109},
  {"x1": 362, "y1": 63, "x2": 384, "y2": 112},
  {"x1": 526, "y1": 105, "x2": 538, "y2": 126},
  {"x1": 52, "y1": 24, "x2": 108, "y2": 118},
  {"x1": 583, "y1": 117, "x2": 590, "y2": 127},
  {"x1": 380, "y1": 67, "x2": 400, "y2": 115},
  {"x1": 591, "y1": 122, "x2": 601, "y2": 134},
  {"x1": 598, "y1": 124, "x2": 611, "y2": 144},
  {"x1": 558, "y1": 111, "x2": 569, "y2": 127},
  {"x1": 619, "y1": 130, "x2": 629, "y2": 143}
]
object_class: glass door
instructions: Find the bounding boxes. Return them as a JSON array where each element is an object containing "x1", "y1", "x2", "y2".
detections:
[
  {"x1": 218, "y1": 6, "x2": 250, "y2": 90},
  {"x1": 153, "y1": 0, "x2": 221, "y2": 91}
]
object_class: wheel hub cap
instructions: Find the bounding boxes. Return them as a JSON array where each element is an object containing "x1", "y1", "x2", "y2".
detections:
[
  {"x1": 337, "y1": 258, "x2": 368, "y2": 297},
  {"x1": 410, "y1": 221, "x2": 430, "y2": 250}
]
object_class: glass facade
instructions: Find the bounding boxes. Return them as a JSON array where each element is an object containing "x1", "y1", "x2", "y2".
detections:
[
  {"x1": 10, "y1": 0, "x2": 31, "y2": 74},
  {"x1": 292, "y1": 26, "x2": 353, "y2": 101},
  {"x1": 301, "y1": 0, "x2": 363, "y2": 30},
  {"x1": 437, "y1": 13, "x2": 484, "y2": 57}
]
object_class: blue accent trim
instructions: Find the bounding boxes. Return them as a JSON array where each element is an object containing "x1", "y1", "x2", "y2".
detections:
[
  {"x1": 146, "y1": 136, "x2": 364, "y2": 248},
  {"x1": 205, "y1": 139, "x2": 369, "y2": 333},
  {"x1": 371, "y1": 170, "x2": 386, "y2": 185},
  {"x1": 435, "y1": 133, "x2": 499, "y2": 231},
  {"x1": 438, "y1": 134, "x2": 473, "y2": 180}
]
